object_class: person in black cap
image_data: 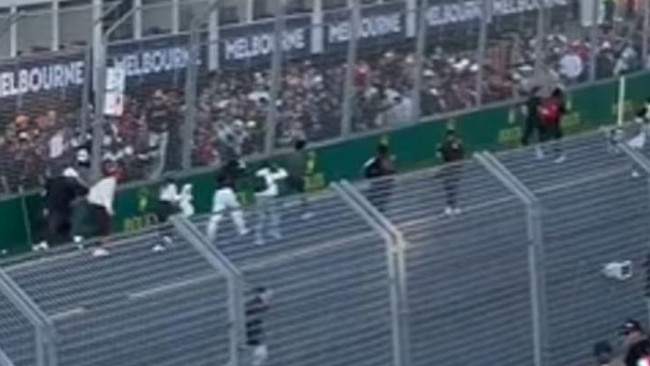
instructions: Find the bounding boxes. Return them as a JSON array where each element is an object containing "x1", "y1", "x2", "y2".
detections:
[
  {"x1": 621, "y1": 319, "x2": 650, "y2": 366},
  {"x1": 437, "y1": 128, "x2": 464, "y2": 216},
  {"x1": 363, "y1": 143, "x2": 396, "y2": 213},
  {"x1": 246, "y1": 287, "x2": 273, "y2": 366}
]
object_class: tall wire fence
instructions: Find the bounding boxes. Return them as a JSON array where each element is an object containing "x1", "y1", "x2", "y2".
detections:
[
  {"x1": 0, "y1": 0, "x2": 647, "y2": 194},
  {"x1": 2, "y1": 128, "x2": 650, "y2": 366}
]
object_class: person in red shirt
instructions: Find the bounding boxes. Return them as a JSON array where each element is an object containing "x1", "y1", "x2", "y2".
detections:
[{"x1": 538, "y1": 88, "x2": 567, "y2": 163}]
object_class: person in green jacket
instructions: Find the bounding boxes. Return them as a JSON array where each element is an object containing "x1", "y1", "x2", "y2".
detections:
[{"x1": 284, "y1": 139, "x2": 313, "y2": 220}]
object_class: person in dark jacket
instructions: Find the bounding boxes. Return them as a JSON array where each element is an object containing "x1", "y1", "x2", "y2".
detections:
[
  {"x1": 363, "y1": 143, "x2": 396, "y2": 213},
  {"x1": 40, "y1": 167, "x2": 88, "y2": 248},
  {"x1": 521, "y1": 87, "x2": 544, "y2": 158},
  {"x1": 246, "y1": 287, "x2": 273, "y2": 366},
  {"x1": 622, "y1": 319, "x2": 650, "y2": 366},
  {"x1": 284, "y1": 139, "x2": 312, "y2": 220},
  {"x1": 437, "y1": 129, "x2": 465, "y2": 216}
]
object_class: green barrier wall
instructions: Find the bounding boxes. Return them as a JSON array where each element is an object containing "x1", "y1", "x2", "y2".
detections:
[{"x1": 0, "y1": 74, "x2": 646, "y2": 256}]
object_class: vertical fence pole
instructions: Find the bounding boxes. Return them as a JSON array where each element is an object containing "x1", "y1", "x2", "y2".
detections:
[
  {"x1": 411, "y1": 0, "x2": 427, "y2": 122},
  {"x1": 92, "y1": 2, "x2": 135, "y2": 182},
  {"x1": 183, "y1": 0, "x2": 222, "y2": 169},
  {"x1": 589, "y1": 0, "x2": 599, "y2": 81},
  {"x1": 618, "y1": 142, "x2": 650, "y2": 329},
  {"x1": 534, "y1": 0, "x2": 545, "y2": 85},
  {"x1": 0, "y1": 269, "x2": 56, "y2": 366},
  {"x1": 643, "y1": 0, "x2": 649, "y2": 69},
  {"x1": 0, "y1": 347, "x2": 14, "y2": 366},
  {"x1": 80, "y1": 46, "x2": 92, "y2": 144},
  {"x1": 170, "y1": 216, "x2": 245, "y2": 366},
  {"x1": 476, "y1": 152, "x2": 548, "y2": 366},
  {"x1": 341, "y1": 0, "x2": 360, "y2": 137},
  {"x1": 264, "y1": 0, "x2": 285, "y2": 156},
  {"x1": 475, "y1": 0, "x2": 490, "y2": 106},
  {"x1": 336, "y1": 180, "x2": 411, "y2": 366}
]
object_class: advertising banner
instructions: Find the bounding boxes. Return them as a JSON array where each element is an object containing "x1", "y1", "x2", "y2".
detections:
[
  {"x1": 107, "y1": 33, "x2": 208, "y2": 92},
  {"x1": 323, "y1": 2, "x2": 408, "y2": 54},
  {"x1": 218, "y1": 14, "x2": 312, "y2": 68}
]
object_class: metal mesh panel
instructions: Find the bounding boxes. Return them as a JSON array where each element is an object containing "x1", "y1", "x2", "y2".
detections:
[
  {"x1": 0, "y1": 49, "x2": 88, "y2": 195},
  {"x1": 496, "y1": 131, "x2": 650, "y2": 366},
  {"x1": 354, "y1": 161, "x2": 534, "y2": 366},
  {"x1": 190, "y1": 190, "x2": 395, "y2": 366},
  {"x1": 105, "y1": 34, "x2": 201, "y2": 181},
  {"x1": 350, "y1": 1, "x2": 415, "y2": 133},
  {"x1": 0, "y1": 287, "x2": 35, "y2": 366},
  {"x1": 5, "y1": 224, "x2": 229, "y2": 366},
  {"x1": 278, "y1": 9, "x2": 344, "y2": 145}
]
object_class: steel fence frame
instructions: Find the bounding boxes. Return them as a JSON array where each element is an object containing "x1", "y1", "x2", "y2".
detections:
[{"x1": 2, "y1": 129, "x2": 650, "y2": 366}]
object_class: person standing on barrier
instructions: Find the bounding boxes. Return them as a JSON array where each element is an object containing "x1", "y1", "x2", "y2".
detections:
[
  {"x1": 621, "y1": 319, "x2": 650, "y2": 366},
  {"x1": 246, "y1": 287, "x2": 273, "y2": 366},
  {"x1": 87, "y1": 161, "x2": 119, "y2": 257},
  {"x1": 253, "y1": 162, "x2": 288, "y2": 246},
  {"x1": 437, "y1": 129, "x2": 464, "y2": 216},
  {"x1": 285, "y1": 139, "x2": 313, "y2": 220},
  {"x1": 37, "y1": 167, "x2": 88, "y2": 250},
  {"x1": 363, "y1": 143, "x2": 396, "y2": 213},
  {"x1": 207, "y1": 159, "x2": 249, "y2": 242},
  {"x1": 538, "y1": 87, "x2": 567, "y2": 163},
  {"x1": 520, "y1": 86, "x2": 544, "y2": 158},
  {"x1": 153, "y1": 176, "x2": 194, "y2": 252}
]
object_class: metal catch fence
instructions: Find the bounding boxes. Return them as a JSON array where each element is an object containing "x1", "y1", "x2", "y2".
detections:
[{"x1": 1, "y1": 128, "x2": 650, "y2": 366}]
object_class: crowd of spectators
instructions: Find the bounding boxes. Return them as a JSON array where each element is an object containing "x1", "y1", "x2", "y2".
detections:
[{"x1": 0, "y1": 3, "x2": 647, "y2": 194}]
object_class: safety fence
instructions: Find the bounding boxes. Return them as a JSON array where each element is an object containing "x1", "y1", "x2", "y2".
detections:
[
  {"x1": 0, "y1": 128, "x2": 650, "y2": 366},
  {"x1": 0, "y1": 0, "x2": 648, "y2": 195}
]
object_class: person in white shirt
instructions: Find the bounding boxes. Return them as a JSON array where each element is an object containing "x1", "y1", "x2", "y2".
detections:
[
  {"x1": 86, "y1": 161, "x2": 119, "y2": 257},
  {"x1": 253, "y1": 163, "x2": 288, "y2": 246},
  {"x1": 207, "y1": 159, "x2": 250, "y2": 242}
]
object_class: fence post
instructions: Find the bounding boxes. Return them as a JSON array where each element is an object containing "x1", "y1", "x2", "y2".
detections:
[
  {"x1": 264, "y1": 0, "x2": 285, "y2": 155},
  {"x1": 0, "y1": 268, "x2": 56, "y2": 366},
  {"x1": 588, "y1": 0, "x2": 599, "y2": 81},
  {"x1": 170, "y1": 216, "x2": 245, "y2": 366},
  {"x1": 92, "y1": 3, "x2": 140, "y2": 182},
  {"x1": 643, "y1": 0, "x2": 650, "y2": 69},
  {"x1": 340, "y1": 0, "x2": 361, "y2": 137},
  {"x1": 335, "y1": 180, "x2": 411, "y2": 366},
  {"x1": 0, "y1": 347, "x2": 14, "y2": 366},
  {"x1": 411, "y1": 0, "x2": 427, "y2": 122},
  {"x1": 475, "y1": 151, "x2": 548, "y2": 366},
  {"x1": 618, "y1": 141, "x2": 650, "y2": 329},
  {"x1": 475, "y1": 0, "x2": 490, "y2": 106},
  {"x1": 183, "y1": 0, "x2": 223, "y2": 169},
  {"x1": 533, "y1": 0, "x2": 545, "y2": 84}
]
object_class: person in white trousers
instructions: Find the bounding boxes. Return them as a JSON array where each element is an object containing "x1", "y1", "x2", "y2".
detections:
[
  {"x1": 254, "y1": 163, "x2": 288, "y2": 246},
  {"x1": 207, "y1": 160, "x2": 249, "y2": 242}
]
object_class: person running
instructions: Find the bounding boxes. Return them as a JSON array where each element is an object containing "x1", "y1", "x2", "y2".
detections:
[
  {"x1": 437, "y1": 129, "x2": 464, "y2": 216},
  {"x1": 152, "y1": 177, "x2": 194, "y2": 252},
  {"x1": 206, "y1": 159, "x2": 249, "y2": 242},
  {"x1": 246, "y1": 287, "x2": 273, "y2": 366},
  {"x1": 254, "y1": 162, "x2": 288, "y2": 246},
  {"x1": 86, "y1": 161, "x2": 119, "y2": 257},
  {"x1": 538, "y1": 87, "x2": 567, "y2": 163},
  {"x1": 621, "y1": 319, "x2": 650, "y2": 366}
]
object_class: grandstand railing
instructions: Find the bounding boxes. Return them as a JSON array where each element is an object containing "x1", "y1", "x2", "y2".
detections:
[{"x1": 1, "y1": 129, "x2": 650, "y2": 366}]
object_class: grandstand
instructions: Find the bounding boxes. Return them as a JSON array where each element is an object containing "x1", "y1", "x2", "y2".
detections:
[{"x1": 1, "y1": 0, "x2": 650, "y2": 365}]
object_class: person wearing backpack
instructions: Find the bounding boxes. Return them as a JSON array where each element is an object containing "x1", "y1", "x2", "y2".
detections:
[{"x1": 538, "y1": 87, "x2": 567, "y2": 163}]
